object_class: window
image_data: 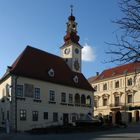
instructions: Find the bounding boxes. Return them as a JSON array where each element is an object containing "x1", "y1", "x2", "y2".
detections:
[
  {"x1": 53, "y1": 112, "x2": 58, "y2": 122},
  {"x1": 34, "y1": 88, "x2": 40, "y2": 99},
  {"x1": 61, "y1": 92, "x2": 66, "y2": 103},
  {"x1": 86, "y1": 95, "x2": 91, "y2": 105},
  {"x1": 16, "y1": 85, "x2": 23, "y2": 97},
  {"x1": 1, "y1": 110, "x2": 4, "y2": 121},
  {"x1": 44, "y1": 112, "x2": 48, "y2": 120},
  {"x1": 103, "y1": 98, "x2": 107, "y2": 106},
  {"x1": 75, "y1": 93, "x2": 80, "y2": 105},
  {"x1": 49, "y1": 90, "x2": 55, "y2": 102},
  {"x1": 127, "y1": 78, "x2": 132, "y2": 86},
  {"x1": 115, "y1": 96, "x2": 119, "y2": 106},
  {"x1": 81, "y1": 95, "x2": 86, "y2": 105},
  {"x1": 110, "y1": 81, "x2": 113, "y2": 89},
  {"x1": 7, "y1": 111, "x2": 9, "y2": 120},
  {"x1": 94, "y1": 85, "x2": 97, "y2": 92},
  {"x1": 115, "y1": 81, "x2": 119, "y2": 88},
  {"x1": 20, "y1": 109, "x2": 26, "y2": 121},
  {"x1": 128, "y1": 95, "x2": 132, "y2": 103},
  {"x1": 24, "y1": 84, "x2": 34, "y2": 97},
  {"x1": 103, "y1": 83, "x2": 107, "y2": 90},
  {"x1": 94, "y1": 100, "x2": 98, "y2": 108},
  {"x1": 69, "y1": 94, "x2": 73, "y2": 104},
  {"x1": 32, "y1": 111, "x2": 38, "y2": 121}
]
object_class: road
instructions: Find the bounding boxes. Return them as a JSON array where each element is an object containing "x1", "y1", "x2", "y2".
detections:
[{"x1": 0, "y1": 123, "x2": 140, "y2": 140}]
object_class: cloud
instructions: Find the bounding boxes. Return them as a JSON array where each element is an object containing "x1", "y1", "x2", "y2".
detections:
[{"x1": 82, "y1": 43, "x2": 96, "y2": 62}]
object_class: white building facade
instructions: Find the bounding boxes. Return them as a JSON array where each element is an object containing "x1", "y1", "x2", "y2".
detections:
[{"x1": 0, "y1": 12, "x2": 94, "y2": 131}]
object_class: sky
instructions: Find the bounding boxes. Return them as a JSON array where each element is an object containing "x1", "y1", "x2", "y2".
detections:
[{"x1": 0, "y1": 0, "x2": 123, "y2": 78}]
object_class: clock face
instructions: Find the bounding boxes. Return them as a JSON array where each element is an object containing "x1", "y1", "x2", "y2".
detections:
[
  {"x1": 64, "y1": 48, "x2": 70, "y2": 55},
  {"x1": 75, "y1": 48, "x2": 79, "y2": 54},
  {"x1": 74, "y1": 60, "x2": 80, "y2": 71}
]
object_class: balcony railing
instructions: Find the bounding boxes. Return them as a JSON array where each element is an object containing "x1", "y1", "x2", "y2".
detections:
[{"x1": 109, "y1": 103, "x2": 125, "y2": 109}]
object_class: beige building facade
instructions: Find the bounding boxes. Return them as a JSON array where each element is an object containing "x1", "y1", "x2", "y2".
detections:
[{"x1": 89, "y1": 62, "x2": 140, "y2": 124}]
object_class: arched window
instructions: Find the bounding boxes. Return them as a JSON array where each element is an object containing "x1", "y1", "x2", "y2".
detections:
[
  {"x1": 81, "y1": 95, "x2": 86, "y2": 105},
  {"x1": 86, "y1": 95, "x2": 91, "y2": 106},
  {"x1": 75, "y1": 93, "x2": 80, "y2": 105}
]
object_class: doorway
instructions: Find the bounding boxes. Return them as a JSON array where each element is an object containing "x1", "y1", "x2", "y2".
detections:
[
  {"x1": 115, "y1": 111, "x2": 122, "y2": 124},
  {"x1": 63, "y1": 113, "x2": 69, "y2": 125},
  {"x1": 135, "y1": 111, "x2": 139, "y2": 122},
  {"x1": 128, "y1": 112, "x2": 132, "y2": 122}
]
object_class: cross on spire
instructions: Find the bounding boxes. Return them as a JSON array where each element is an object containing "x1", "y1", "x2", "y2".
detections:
[{"x1": 70, "y1": 5, "x2": 73, "y2": 15}]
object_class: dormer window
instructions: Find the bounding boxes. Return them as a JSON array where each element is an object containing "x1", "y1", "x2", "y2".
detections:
[
  {"x1": 112, "y1": 72, "x2": 116, "y2": 76},
  {"x1": 48, "y1": 68, "x2": 54, "y2": 77},
  {"x1": 73, "y1": 75, "x2": 78, "y2": 83}
]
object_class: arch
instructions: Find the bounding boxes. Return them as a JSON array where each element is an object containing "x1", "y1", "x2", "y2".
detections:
[
  {"x1": 75, "y1": 93, "x2": 80, "y2": 105},
  {"x1": 86, "y1": 95, "x2": 91, "y2": 105},
  {"x1": 81, "y1": 95, "x2": 86, "y2": 105}
]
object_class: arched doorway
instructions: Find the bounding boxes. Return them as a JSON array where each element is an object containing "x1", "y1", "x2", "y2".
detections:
[
  {"x1": 135, "y1": 111, "x2": 139, "y2": 122},
  {"x1": 115, "y1": 111, "x2": 122, "y2": 124}
]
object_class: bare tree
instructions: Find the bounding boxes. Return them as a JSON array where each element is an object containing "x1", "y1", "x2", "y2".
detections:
[{"x1": 106, "y1": 0, "x2": 140, "y2": 64}]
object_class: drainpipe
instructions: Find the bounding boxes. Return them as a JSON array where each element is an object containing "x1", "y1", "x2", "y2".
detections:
[
  {"x1": 14, "y1": 75, "x2": 18, "y2": 132},
  {"x1": 124, "y1": 72, "x2": 127, "y2": 124}
]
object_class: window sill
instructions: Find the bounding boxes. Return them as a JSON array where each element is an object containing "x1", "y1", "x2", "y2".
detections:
[
  {"x1": 60, "y1": 102, "x2": 67, "y2": 105},
  {"x1": 49, "y1": 101, "x2": 56, "y2": 104},
  {"x1": 16, "y1": 97, "x2": 26, "y2": 100},
  {"x1": 75, "y1": 104, "x2": 80, "y2": 106},
  {"x1": 33, "y1": 99, "x2": 42, "y2": 103},
  {"x1": 68, "y1": 104, "x2": 74, "y2": 106}
]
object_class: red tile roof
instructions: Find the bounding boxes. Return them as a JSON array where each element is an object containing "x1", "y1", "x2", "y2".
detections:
[
  {"x1": 3, "y1": 46, "x2": 93, "y2": 91},
  {"x1": 89, "y1": 61, "x2": 140, "y2": 83}
]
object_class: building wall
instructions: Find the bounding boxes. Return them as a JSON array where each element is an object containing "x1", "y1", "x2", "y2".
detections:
[
  {"x1": 1, "y1": 76, "x2": 93, "y2": 131},
  {"x1": 0, "y1": 76, "x2": 12, "y2": 128},
  {"x1": 91, "y1": 72, "x2": 140, "y2": 123}
]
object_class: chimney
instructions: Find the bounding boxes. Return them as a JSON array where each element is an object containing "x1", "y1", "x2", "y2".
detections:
[{"x1": 96, "y1": 72, "x2": 99, "y2": 76}]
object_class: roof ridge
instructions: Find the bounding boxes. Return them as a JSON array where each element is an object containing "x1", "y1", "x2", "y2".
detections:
[{"x1": 104, "y1": 61, "x2": 140, "y2": 72}]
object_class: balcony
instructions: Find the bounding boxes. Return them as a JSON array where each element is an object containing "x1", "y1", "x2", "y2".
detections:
[{"x1": 110, "y1": 103, "x2": 125, "y2": 110}]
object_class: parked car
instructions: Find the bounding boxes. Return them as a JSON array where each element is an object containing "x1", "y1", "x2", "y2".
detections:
[{"x1": 74, "y1": 114, "x2": 101, "y2": 127}]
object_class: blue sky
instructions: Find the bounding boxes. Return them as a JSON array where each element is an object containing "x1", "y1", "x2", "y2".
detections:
[{"x1": 0, "y1": 0, "x2": 123, "y2": 78}]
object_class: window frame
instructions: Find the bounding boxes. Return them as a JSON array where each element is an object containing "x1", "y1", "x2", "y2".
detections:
[
  {"x1": 103, "y1": 98, "x2": 107, "y2": 106},
  {"x1": 115, "y1": 81, "x2": 119, "y2": 88},
  {"x1": 49, "y1": 90, "x2": 55, "y2": 102},
  {"x1": 16, "y1": 85, "x2": 23, "y2": 97},
  {"x1": 53, "y1": 112, "x2": 58, "y2": 122},
  {"x1": 68, "y1": 94, "x2": 73, "y2": 104},
  {"x1": 34, "y1": 88, "x2": 40, "y2": 99},
  {"x1": 127, "y1": 78, "x2": 133, "y2": 86},
  {"x1": 32, "y1": 111, "x2": 38, "y2": 121},
  {"x1": 20, "y1": 109, "x2": 26, "y2": 121},
  {"x1": 127, "y1": 94, "x2": 132, "y2": 103},
  {"x1": 44, "y1": 112, "x2": 48, "y2": 120},
  {"x1": 61, "y1": 92, "x2": 66, "y2": 103},
  {"x1": 103, "y1": 83, "x2": 107, "y2": 91}
]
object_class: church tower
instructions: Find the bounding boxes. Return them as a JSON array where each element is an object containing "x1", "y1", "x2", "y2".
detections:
[{"x1": 60, "y1": 6, "x2": 82, "y2": 73}]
